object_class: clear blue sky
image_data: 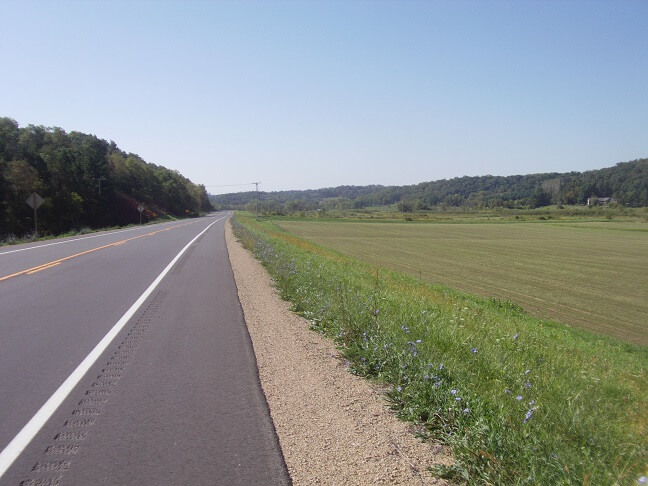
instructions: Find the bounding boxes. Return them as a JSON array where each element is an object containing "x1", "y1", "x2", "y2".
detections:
[{"x1": 2, "y1": 0, "x2": 646, "y2": 194}]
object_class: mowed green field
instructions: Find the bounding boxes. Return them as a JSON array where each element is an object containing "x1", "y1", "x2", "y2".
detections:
[{"x1": 278, "y1": 220, "x2": 648, "y2": 345}]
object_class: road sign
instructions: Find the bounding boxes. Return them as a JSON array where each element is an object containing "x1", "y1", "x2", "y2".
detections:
[
  {"x1": 25, "y1": 192, "x2": 44, "y2": 210},
  {"x1": 137, "y1": 204, "x2": 144, "y2": 213},
  {"x1": 25, "y1": 192, "x2": 44, "y2": 237}
]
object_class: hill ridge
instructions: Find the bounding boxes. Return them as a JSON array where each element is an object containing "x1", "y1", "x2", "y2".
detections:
[{"x1": 210, "y1": 158, "x2": 648, "y2": 211}]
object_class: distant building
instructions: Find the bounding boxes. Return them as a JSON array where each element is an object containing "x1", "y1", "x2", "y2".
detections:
[{"x1": 587, "y1": 196, "x2": 615, "y2": 206}]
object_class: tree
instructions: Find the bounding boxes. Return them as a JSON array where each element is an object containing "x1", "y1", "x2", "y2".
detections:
[
  {"x1": 0, "y1": 118, "x2": 212, "y2": 236},
  {"x1": 397, "y1": 200, "x2": 416, "y2": 212},
  {"x1": 4, "y1": 160, "x2": 40, "y2": 197},
  {"x1": 530, "y1": 186, "x2": 551, "y2": 208}
]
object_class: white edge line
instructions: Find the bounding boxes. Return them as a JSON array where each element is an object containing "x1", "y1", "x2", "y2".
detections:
[
  {"x1": 0, "y1": 219, "x2": 192, "y2": 256},
  {"x1": 0, "y1": 226, "x2": 147, "y2": 256},
  {"x1": 0, "y1": 215, "x2": 226, "y2": 478}
]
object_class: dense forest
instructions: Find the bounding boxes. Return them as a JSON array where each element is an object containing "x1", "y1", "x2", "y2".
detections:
[
  {"x1": 0, "y1": 118, "x2": 212, "y2": 238},
  {"x1": 210, "y1": 158, "x2": 648, "y2": 213}
]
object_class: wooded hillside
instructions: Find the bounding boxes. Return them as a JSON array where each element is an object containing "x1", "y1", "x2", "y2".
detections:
[
  {"x1": 210, "y1": 158, "x2": 648, "y2": 212},
  {"x1": 0, "y1": 118, "x2": 212, "y2": 237}
]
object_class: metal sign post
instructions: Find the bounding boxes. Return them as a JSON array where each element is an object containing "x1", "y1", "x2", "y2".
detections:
[
  {"x1": 137, "y1": 204, "x2": 144, "y2": 224},
  {"x1": 25, "y1": 192, "x2": 44, "y2": 237}
]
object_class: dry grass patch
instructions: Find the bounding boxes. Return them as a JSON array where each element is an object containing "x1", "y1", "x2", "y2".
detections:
[{"x1": 277, "y1": 220, "x2": 648, "y2": 345}]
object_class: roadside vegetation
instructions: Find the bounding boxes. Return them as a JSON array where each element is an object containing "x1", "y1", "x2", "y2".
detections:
[
  {"x1": 0, "y1": 117, "x2": 212, "y2": 240},
  {"x1": 232, "y1": 212, "x2": 647, "y2": 485}
]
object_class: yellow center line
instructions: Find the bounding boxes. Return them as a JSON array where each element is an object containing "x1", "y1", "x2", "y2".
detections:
[
  {"x1": 26, "y1": 262, "x2": 61, "y2": 275},
  {"x1": 0, "y1": 221, "x2": 198, "y2": 282}
]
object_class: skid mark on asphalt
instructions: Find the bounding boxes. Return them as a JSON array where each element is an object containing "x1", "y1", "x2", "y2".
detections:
[
  {"x1": 171, "y1": 245, "x2": 195, "y2": 275},
  {"x1": 170, "y1": 228, "x2": 211, "y2": 276},
  {"x1": 19, "y1": 289, "x2": 169, "y2": 486}
]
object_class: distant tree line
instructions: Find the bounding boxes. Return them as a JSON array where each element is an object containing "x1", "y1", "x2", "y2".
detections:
[
  {"x1": 210, "y1": 158, "x2": 648, "y2": 213},
  {"x1": 0, "y1": 117, "x2": 212, "y2": 237}
]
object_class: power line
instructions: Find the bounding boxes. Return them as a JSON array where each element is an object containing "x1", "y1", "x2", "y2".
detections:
[
  {"x1": 204, "y1": 183, "x2": 258, "y2": 188},
  {"x1": 206, "y1": 181, "x2": 262, "y2": 219}
]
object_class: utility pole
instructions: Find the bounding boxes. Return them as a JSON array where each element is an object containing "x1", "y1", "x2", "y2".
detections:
[
  {"x1": 94, "y1": 176, "x2": 107, "y2": 195},
  {"x1": 253, "y1": 182, "x2": 260, "y2": 220}
]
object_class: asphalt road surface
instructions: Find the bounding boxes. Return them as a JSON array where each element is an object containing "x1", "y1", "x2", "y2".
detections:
[{"x1": 0, "y1": 213, "x2": 290, "y2": 485}]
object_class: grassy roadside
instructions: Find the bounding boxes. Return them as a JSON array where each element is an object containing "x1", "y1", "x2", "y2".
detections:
[{"x1": 232, "y1": 213, "x2": 647, "y2": 485}]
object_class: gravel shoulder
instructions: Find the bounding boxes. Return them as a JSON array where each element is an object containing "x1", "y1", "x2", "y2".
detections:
[{"x1": 225, "y1": 221, "x2": 451, "y2": 484}]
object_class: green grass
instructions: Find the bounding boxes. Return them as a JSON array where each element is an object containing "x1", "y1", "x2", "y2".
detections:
[
  {"x1": 275, "y1": 204, "x2": 648, "y2": 224},
  {"x1": 276, "y1": 219, "x2": 648, "y2": 346},
  {"x1": 232, "y1": 213, "x2": 647, "y2": 485}
]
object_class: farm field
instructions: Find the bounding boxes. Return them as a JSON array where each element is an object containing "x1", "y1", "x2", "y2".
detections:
[
  {"x1": 278, "y1": 220, "x2": 648, "y2": 345},
  {"x1": 235, "y1": 214, "x2": 647, "y2": 483}
]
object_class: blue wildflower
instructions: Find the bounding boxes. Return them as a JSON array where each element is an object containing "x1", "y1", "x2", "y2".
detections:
[
  {"x1": 450, "y1": 389, "x2": 457, "y2": 395},
  {"x1": 471, "y1": 347, "x2": 477, "y2": 353},
  {"x1": 516, "y1": 395, "x2": 523, "y2": 401},
  {"x1": 463, "y1": 408, "x2": 470, "y2": 414},
  {"x1": 524, "y1": 409, "x2": 534, "y2": 423},
  {"x1": 513, "y1": 334, "x2": 519, "y2": 340}
]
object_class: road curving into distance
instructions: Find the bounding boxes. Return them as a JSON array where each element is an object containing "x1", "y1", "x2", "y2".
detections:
[{"x1": 0, "y1": 213, "x2": 290, "y2": 485}]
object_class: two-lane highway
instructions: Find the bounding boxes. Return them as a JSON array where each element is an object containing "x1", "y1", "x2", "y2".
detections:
[{"x1": 0, "y1": 214, "x2": 290, "y2": 485}]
